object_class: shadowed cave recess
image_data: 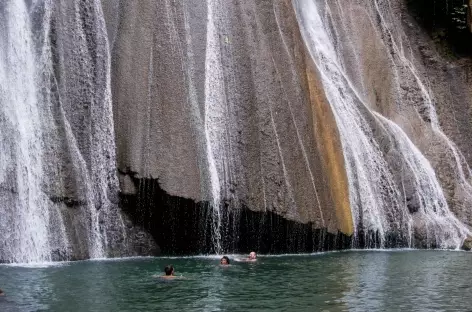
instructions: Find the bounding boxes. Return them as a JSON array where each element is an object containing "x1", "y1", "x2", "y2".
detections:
[{"x1": 120, "y1": 176, "x2": 352, "y2": 255}]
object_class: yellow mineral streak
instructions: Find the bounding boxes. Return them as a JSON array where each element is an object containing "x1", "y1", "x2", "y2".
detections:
[{"x1": 306, "y1": 63, "x2": 354, "y2": 235}]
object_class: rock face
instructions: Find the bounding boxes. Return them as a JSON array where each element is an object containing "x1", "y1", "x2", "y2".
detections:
[
  {"x1": 120, "y1": 177, "x2": 351, "y2": 254},
  {"x1": 101, "y1": 0, "x2": 472, "y2": 252},
  {"x1": 3, "y1": 0, "x2": 472, "y2": 262},
  {"x1": 297, "y1": 0, "x2": 472, "y2": 248},
  {"x1": 0, "y1": 0, "x2": 156, "y2": 262},
  {"x1": 462, "y1": 236, "x2": 472, "y2": 251},
  {"x1": 103, "y1": 0, "x2": 354, "y2": 245}
]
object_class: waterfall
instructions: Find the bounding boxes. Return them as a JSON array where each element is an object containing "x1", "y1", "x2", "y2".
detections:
[
  {"x1": 294, "y1": 0, "x2": 470, "y2": 248},
  {"x1": 204, "y1": 0, "x2": 227, "y2": 254},
  {"x1": 0, "y1": 0, "x2": 129, "y2": 263},
  {"x1": 0, "y1": 0, "x2": 54, "y2": 262},
  {"x1": 2, "y1": 0, "x2": 471, "y2": 262}
]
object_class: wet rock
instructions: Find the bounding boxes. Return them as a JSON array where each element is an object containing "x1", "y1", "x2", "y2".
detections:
[
  {"x1": 104, "y1": 0, "x2": 351, "y2": 235},
  {"x1": 51, "y1": 248, "x2": 69, "y2": 261},
  {"x1": 49, "y1": 196, "x2": 86, "y2": 208},
  {"x1": 461, "y1": 236, "x2": 472, "y2": 251},
  {"x1": 118, "y1": 172, "x2": 137, "y2": 195},
  {"x1": 406, "y1": 195, "x2": 420, "y2": 214}
]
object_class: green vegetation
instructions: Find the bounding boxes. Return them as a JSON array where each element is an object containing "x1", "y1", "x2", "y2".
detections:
[{"x1": 407, "y1": 0, "x2": 472, "y2": 56}]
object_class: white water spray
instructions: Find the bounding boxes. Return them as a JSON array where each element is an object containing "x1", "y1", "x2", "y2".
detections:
[
  {"x1": 204, "y1": 0, "x2": 226, "y2": 254},
  {"x1": 0, "y1": 1, "x2": 51, "y2": 262},
  {"x1": 0, "y1": 0, "x2": 129, "y2": 263},
  {"x1": 294, "y1": 0, "x2": 470, "y2": 248}
]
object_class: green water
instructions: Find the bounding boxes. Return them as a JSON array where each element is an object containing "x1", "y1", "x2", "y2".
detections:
[{"x1": 0, "y1": 250, "x2": 470, "y2": 312}]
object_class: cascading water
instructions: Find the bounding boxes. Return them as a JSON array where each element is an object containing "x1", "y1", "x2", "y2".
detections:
[
  {"x1": 2, "y1": 0, "x2": 471, "y2": 262},
  {"x1": 0, "y1": 0, "x2": 53, "y2": 262},
  {"x1": 0, "y1": 0, "x2": 131, "y2": 263},
  {"x1": 204, "y1": 0, "x2": 226, "y2": 254},
  {"x1": 294, "y1": 0, "x2": 471, "y2": 248}
]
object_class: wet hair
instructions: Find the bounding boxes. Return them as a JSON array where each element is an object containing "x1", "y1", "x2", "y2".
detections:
[
  {"x1": 220, "y1": 256, "x2": 230, "y2": 264},
  {"x1": 164, "y1": 265, "x2": 174, "y2": 276},
  {"x1": 0, "y1": 289, "x2": 4, "y2": 295}
]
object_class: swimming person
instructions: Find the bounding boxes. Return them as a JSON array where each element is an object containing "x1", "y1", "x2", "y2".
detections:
[
  {"x1": 0, "y1": 289, "x2": 4, "y2": 296},
  {"x1": 220, "y1": 256, "x2": 230, "y2": 266},
  {"x1": 153, "y1": 265, "x2": 176, "y2": 279},
  {"x1": 153, "y1": 265, "x2": 187, "y2": 280},
  {"x1": 236, "y1": 251, "x2": 257, "y2": 262},
  {"x1": 163, "y1": 265, "x2": 175, "y2": 278}
]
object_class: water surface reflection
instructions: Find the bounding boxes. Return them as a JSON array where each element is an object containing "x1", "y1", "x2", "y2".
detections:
[{"x1": 0, "y1": 251, "x2": 470, "y2": 311}]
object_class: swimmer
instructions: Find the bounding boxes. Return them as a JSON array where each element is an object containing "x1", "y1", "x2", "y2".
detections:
[
  {"x1": 156, "y1": 265, "x2": 176, "y2": 279},
  {"x1": 236, "y1": 251, "x2": 257, "y2": 262},
  {"x1": 220, "y1": 256, "x2": 230, "y2": 266},
  {"x1": 0, "y1": 289, "x2": 4, "y2": 296},
  {"x1": 153, "y1": 265, "x2": 186, "y2": 280}
]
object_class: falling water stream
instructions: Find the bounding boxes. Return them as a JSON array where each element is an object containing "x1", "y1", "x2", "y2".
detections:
[
  {"x1": 293, "y1": 0, "x2": 470, "y2": 248},
  {"x1": 0, "y1": 0, "x2": 52, "y2": 262},
  {"x1": 0, "y1": 0, "x2": 129, "y2": 263},
  {"x1": 204, "y1": 0, "x2": 226, "y2": 254}
]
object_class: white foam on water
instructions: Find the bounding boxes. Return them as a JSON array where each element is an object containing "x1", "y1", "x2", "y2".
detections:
[
  {"x1": 83, "y1": 256, "x2": 155, "y2": 262},
  {"x1": 1, "y1": 261, "x2": 70, "y2": 269}
]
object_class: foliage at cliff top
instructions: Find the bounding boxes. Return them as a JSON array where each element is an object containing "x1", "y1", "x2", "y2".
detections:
[{"x1": 407, "y1": 0, "x2": 472, "y2": 56}]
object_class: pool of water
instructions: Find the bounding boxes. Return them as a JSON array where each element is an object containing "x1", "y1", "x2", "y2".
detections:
[{"x1": 0, "y1": 250, "x2": 470, "y2": 311}]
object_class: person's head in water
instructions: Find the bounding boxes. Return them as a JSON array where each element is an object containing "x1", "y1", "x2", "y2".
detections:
[
  {"x1": 220, "y1": 256, "x2": 230, "y2": 265},
  {"x1": 249, "y1": 251, "x2": 257, "y2": 260},
  {"x1": 0, "y1": 289, "x2": 4, "y2": 296},
  {"x1": 164, "y1": 265, "x2": 174, "y2": 276}
]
